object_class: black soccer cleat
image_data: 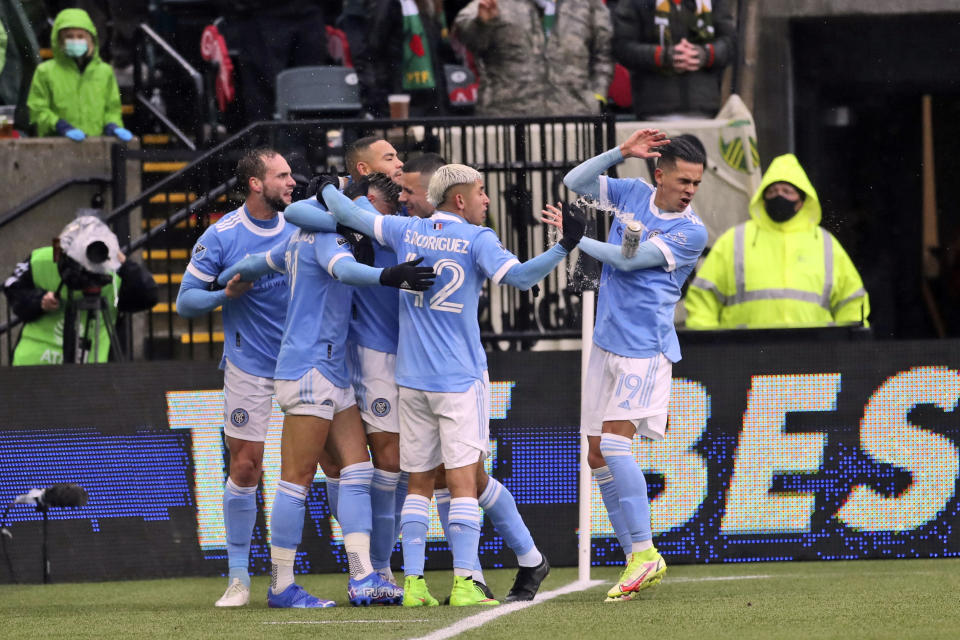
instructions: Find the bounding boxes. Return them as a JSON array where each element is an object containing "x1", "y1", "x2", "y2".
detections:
[
  {"x1": 504, "y1": 555, "x2": 550, "y2": 602},
  {"x1": 477, "y1": 581, "x2": 497, "y2": 601}
]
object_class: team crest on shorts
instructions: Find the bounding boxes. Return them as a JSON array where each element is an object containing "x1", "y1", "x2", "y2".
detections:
[
  {"x1": 230, "y1": 408, "x2": 249, "y2": 427},
  {"x1": 371, "y1": 398, "x2": 391, "y2": 417},
  {"x1": 321, "y1": 399, "x2": 335, "y2": 407}
]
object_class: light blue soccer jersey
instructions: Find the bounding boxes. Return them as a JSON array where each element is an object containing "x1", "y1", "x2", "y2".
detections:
[
  {"x1": 348, "y1": 239, "x2": 399, "y2": 354},
  {"x1": 374, "y1": 211, "x2": 520, "y2": 392},
  {"x1": 271, "y1": 228, "x2": 356, "y2": 386},
  {"x1": 594, "y1": 176, "x2": 708, "y2": 362},
  {"x1": 186, "y1": 205, "x2": 295, "y2": 378}
]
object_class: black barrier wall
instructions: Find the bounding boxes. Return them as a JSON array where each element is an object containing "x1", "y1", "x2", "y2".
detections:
[{"x1": 1, "y1": 341, "x2": 959, "y2": 582}]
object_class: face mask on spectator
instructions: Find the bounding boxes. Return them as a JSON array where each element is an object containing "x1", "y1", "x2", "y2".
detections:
[
  {"x1": 64, "y1": 38, "x2": 89, "y2": 58},
  {"x1": 764, "y1": 195, "x2": 799, "y2": 223}
]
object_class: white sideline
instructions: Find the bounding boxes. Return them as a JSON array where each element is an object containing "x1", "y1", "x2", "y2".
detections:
[
  {"x1": 263, "y1": 619, "x2": 429, "y2": 625},
  {"x1": 667, "y1": 574, "x2": 773, "y2": 583},
  {"x1": 406, "y1": 579, "x2": 605, "y2": 640}
]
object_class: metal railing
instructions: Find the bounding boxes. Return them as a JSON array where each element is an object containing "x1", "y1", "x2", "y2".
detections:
[{"x1": 132, "y1": 22, "x2": 206, "y2": 149}]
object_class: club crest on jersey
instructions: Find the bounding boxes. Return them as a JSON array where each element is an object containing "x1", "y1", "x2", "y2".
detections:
[
  {"x1": 192, "y1": 243, "x2": 206, "y2": 260},
  {"x1": 230, "y1": 408, "x2": 249, "y2": 427},
  {"x1": 371, "y1": 398, "x2": 391, "y2": 417},
  {"x1": 336, "y1": 237, "x2": 349, "y2": 246}
]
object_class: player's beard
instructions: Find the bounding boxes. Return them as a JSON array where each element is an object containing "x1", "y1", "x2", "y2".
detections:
[{"x1": 264, "y1": 194, "x2": 288, "y2": 213}]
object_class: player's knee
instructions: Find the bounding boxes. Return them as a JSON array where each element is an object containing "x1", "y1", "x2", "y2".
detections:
[
  {"x1": 229, "y1": 457, "x2": 262, "y2": 486},
  {"x1": 372, "y1": 450, "x2": 400, "y2": 472},
  {"x1": 587, "y1": 449, "x2": 607, "y2": 470}
]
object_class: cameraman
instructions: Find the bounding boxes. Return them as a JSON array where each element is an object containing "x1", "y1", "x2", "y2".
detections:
[{"x1": 3, "y1": 216, "x2": 158, "y2": 365}]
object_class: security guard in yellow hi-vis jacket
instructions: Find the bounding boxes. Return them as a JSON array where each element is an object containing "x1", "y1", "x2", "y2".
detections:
[{"x1": 684, "y1": 153, "x2": 869, "y2": 329}]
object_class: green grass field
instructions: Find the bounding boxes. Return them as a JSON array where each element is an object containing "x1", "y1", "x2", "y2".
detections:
[{"x1": 1, "y1": 559, "x2": 958, "y2": 639}]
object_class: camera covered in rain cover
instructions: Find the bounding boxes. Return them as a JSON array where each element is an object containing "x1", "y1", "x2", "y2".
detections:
[{"x1": 56, "y1": 216, "x2": 122, "y2": 292}]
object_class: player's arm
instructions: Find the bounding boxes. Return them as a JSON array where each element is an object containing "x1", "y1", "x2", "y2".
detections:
[
  {"x1": 281, "y1": 197, "x2": 338, "y2": 233},
  {"x1": 176, "y1": 272, "x2": 229, "y2": 318},
  {"x1": 498, "y1": 204, "x2": 587, "y2": 290},
  {"x1": 320, "y1": 183, "x2": 378, "y2": 237},
  {"x1": 578, "y1": 237, "x2": 667, "y2": 271},
  {"x1": 334, "y1": 256, "x2": 434, "y2": 291},
  {"x1": 563, "y1": 129, "x2": 670, "y2": 200},
  {"x1": 216, "y1": 242, "x2": 288, "y2": 287},
  {"x1": 177, "y1": 233, "x2": 235, "y2": 318}
]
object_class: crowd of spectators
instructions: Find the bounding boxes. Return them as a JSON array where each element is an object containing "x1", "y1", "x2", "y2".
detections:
[{"x1": 0, "y1": 0, "x2": 739, "y2": 139}]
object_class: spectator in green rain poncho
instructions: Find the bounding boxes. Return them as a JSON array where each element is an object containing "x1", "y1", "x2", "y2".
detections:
[{"x1": 26, "y1": 8, "x2": 131, "y2": 141}]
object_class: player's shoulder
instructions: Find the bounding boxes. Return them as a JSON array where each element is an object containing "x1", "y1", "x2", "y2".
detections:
[
  {"x1": 679, "y1": 207, "x2": 706, "y2": 229},
  {"x1": 212, "y1": 208, "x2": 244, "y2": 234}
]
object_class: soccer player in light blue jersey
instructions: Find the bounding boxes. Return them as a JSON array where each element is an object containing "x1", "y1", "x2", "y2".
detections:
[
  {"x1": 175, "y1": 148, "x2": 296, "y2": 608},
  {"x1": 285, "y1": 171, "x2": 409, "y2": 585},
  {"x1": 560, "y1": 129, "x2": 709, "y2": 602},
  {"x1": 316, "y1": 164, "x2": 586, "y2": 606},
  {"x1": 217, "y1": 210, "x2": 433, "y2": 608}
]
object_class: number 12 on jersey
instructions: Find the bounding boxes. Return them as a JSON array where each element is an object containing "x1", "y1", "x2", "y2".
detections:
[{"x1": 402, "y1": 252, "x2": 464, "y2": 314}]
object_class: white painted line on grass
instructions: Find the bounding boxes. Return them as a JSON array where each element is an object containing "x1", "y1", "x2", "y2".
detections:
[
  {"x1": 407, "y1": 579, "x2": 605, "y2": 640},
  {"x1": 263, "y1": 619, "x2": 429, "y2": 625},
  {"x1": 666, "y1": 574, "x2": 773, "y2": 583}
]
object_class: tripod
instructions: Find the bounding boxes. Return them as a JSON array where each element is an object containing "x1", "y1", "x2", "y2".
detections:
[{"x1": 61, "y1": 290, "x2": 125, "y2": 363}]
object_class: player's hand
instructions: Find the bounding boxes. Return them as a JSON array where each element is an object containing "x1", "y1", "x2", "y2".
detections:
[
  {"x1": 477, "y1": 0, "x2": 499, "y2": 21},
  {"x1": 338, "y1": 224, "x2": 375, "y2": 266},
  {"x1": 541, "y1": 202, "x2": 563, "y2": 232},
  {"x1": 380, "y1": 257, "x2": 435, "y2": 291},
  {"x1": 41, "y1": 291, "x2": 60, "y2": 312},
  {"x1": 559, "y1": 203, "x2": 586, "y2": 251},
  {"x1": 309, "y1": 172, "x2": 340, "y2": 207},
  {"x1": 619, "y1": 128, "x2": 670, "y2": 160},
  {"x1": 224, "y1": 273, "x2": 253, "y2": 298}
]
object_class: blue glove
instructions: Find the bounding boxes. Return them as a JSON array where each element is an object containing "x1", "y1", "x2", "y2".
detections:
[
  {"x1": 65, "y1": 128, "x2": 86, "y2": 142},
  {"x1": 113, "y1": 127, "x2": 133, "y2": 142}
]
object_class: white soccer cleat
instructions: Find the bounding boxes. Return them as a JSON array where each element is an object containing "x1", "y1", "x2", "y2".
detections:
[{"x1": 215, "y1": 578, "x2": 250, "y2": 607}]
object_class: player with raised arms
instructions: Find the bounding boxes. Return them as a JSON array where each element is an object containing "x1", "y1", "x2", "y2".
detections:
[{"x1": 558, "y1": 129, "x2": 708, "y2": 601}]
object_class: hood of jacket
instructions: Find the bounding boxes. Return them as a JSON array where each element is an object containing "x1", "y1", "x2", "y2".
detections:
[
  {"x1": 749, "y1": 153, "x2": 820, "y2": 232},
  {"x1": 51, "y1": 8, "x2": 100, "y2": 64}
]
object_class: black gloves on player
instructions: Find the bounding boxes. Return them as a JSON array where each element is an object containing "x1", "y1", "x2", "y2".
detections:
[
  {"x1": 380, "y1": 257, "x2": 435, "y2": 291},
  {"x1": 559, "y1": 202, "x2": 587, "y2": 251},
  {"x1": 336, "y1": 224, "x2": 375, "y2": 266},
  {"x1": 308, "y1": 172, "x2": 340, "y2": 208}
]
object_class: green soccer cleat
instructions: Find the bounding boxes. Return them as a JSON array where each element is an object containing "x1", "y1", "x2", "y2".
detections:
[
  {"x1": 402, "y1": 575, "x2": 439, "y2": 607},
  {"x1": 606, "y1": 549, "x2": 667, "y2": 600},
  {"x1": 449, "y1": 575, "x2": 500, "y2": 606}
]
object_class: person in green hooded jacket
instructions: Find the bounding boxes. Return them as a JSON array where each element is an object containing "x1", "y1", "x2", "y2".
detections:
[
  {"x1": 26, "y1": 8, "x2": 131, "y2": 141},
  {"x1": 684, "y1": 153, "x2": 870, "y2": 329}
]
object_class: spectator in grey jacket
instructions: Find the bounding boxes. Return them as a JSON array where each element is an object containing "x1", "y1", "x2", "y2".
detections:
[{"x1": 454, "y1": 0, "x2": 613, "y2": 117}]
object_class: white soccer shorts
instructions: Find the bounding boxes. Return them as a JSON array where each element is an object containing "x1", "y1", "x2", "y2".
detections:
[
  {"x1": 398, "y1": 372, "x2": 490, "y2": 472},
  {"x1": 223, "y1": 358, "x2": 274, "y2": 442},
  {"x1": 274, "y1": 367, "x2": 356, "y2": 420},
  {"x1": 347, "y1": 344, "x2": 400, "y2": 434},
  {"x1": 580, "y1": 345, "x2": 671, "y2": 441}
]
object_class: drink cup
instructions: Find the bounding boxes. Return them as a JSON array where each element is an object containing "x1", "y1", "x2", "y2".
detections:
[{"x1": 388, "y1": 94, "x2": 411, "y2": 120}]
